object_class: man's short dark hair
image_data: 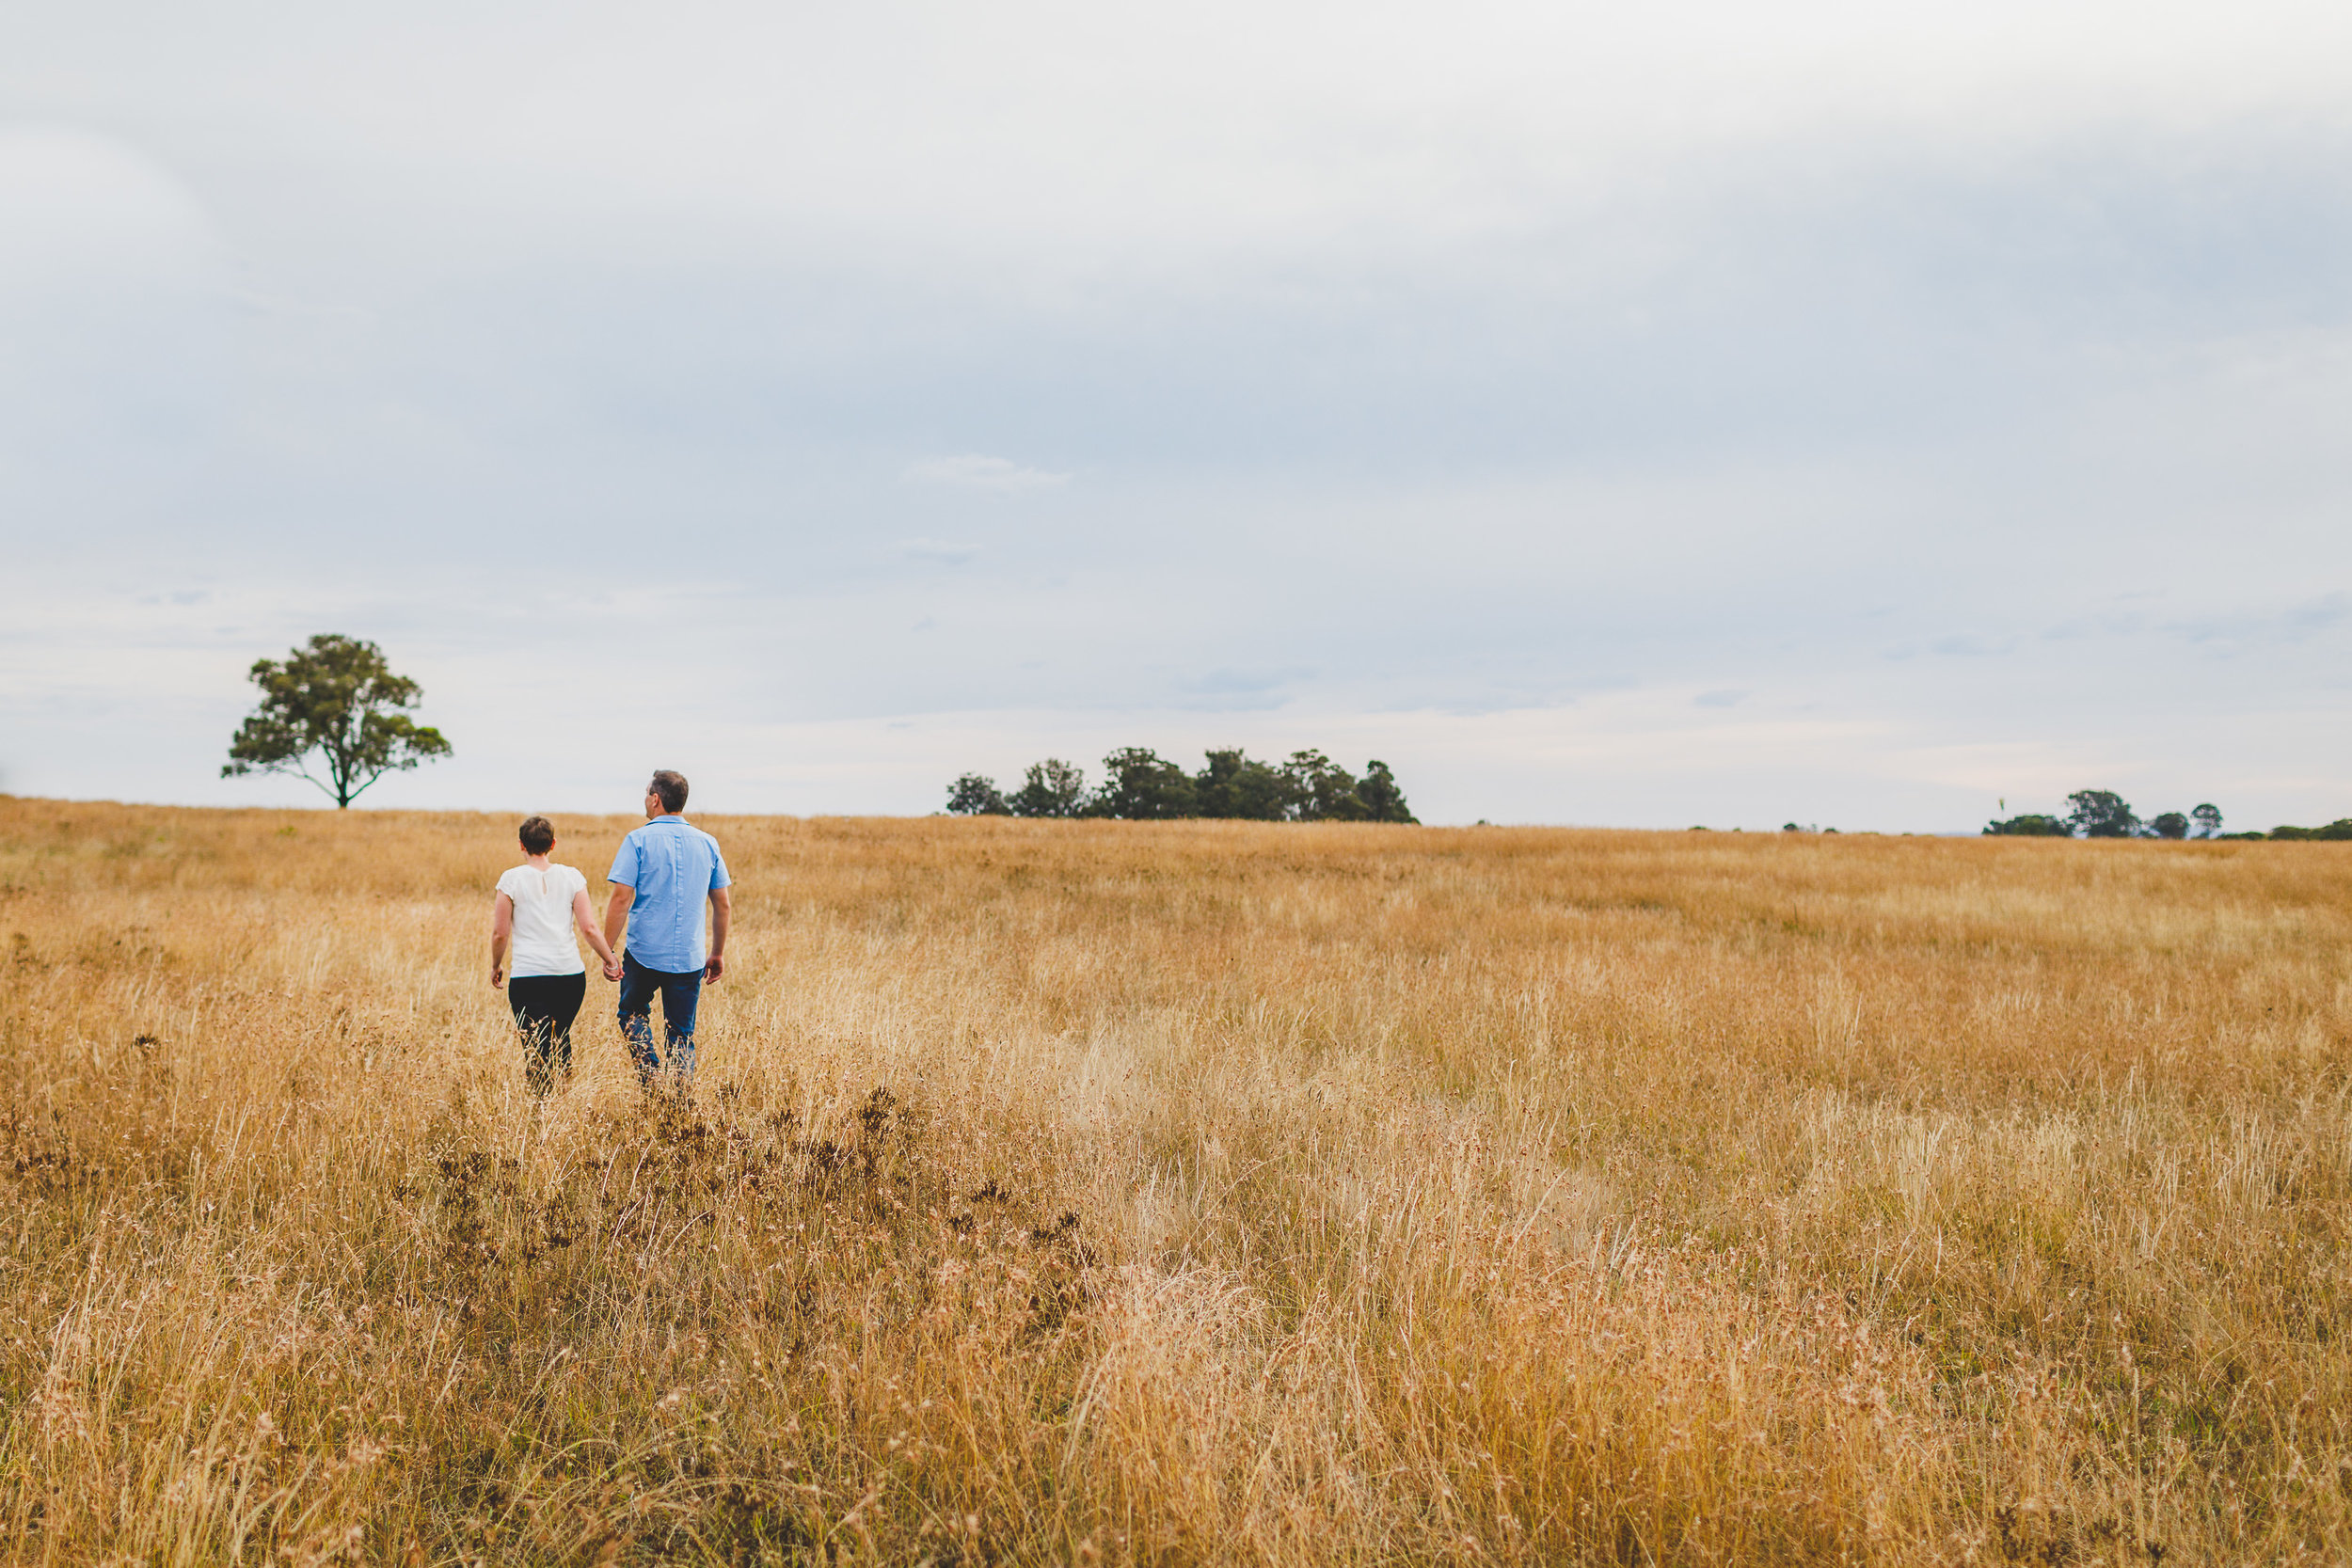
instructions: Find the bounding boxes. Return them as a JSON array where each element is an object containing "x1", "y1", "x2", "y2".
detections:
[
  {"x1": 649, "y1": 771, "x2": 689, "y2": 814},
  {"x1": 518, "y1": 815, "x2": 556, "y2": 854}
]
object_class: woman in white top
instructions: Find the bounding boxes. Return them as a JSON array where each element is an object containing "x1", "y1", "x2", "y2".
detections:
[{"x1": 489, "y1": 816, "x2": 622, "y2": 1094}]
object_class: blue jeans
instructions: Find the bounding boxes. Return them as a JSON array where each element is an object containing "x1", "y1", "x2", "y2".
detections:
[{"x1": 618, "y1": 952, "x2": 702, "y2": 1086}]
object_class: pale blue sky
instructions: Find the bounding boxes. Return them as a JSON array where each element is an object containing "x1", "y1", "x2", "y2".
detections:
[{"x1": 5, "y1": 2, "x2": 2351, "y2": 828}]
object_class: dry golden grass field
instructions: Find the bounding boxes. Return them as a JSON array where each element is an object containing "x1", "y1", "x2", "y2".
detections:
[{"x1": 2, "y1": 799, "x2": 2347, "y2": 1565}]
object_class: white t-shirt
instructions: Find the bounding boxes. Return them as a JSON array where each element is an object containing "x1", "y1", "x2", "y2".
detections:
[{"x1": 496, "y1": 863, "x2": 590, "y2": 977}]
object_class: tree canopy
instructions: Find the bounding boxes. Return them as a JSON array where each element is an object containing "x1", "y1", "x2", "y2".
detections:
[
  {"x1": 946, "y1": 747, "x2": 1416, "y2": 823},
  {"x1": 1983, "y1": 813, "x2": 2069, "y2": 837},
  {"x1": 1010, "y1": 758, "x2": 1089, "y2": 819},
  {"x1": 946, "y1": 773, "x2": 1009, "y2": 816},
  {"x1": 1356, "y1": 761, "x2": 1413, "y2": 824},
  {"x1": 1195, "y1": 749, "x2": 1293, "y2": 820},
  {"x1": 223, "y1": 634, "x2": 452, "y2": 808}
]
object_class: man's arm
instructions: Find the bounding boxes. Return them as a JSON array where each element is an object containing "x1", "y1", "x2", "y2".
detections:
[
  {"x1": 603, "y1": 882, "x2": 635, "y2": 962},
  {"x1": 705, "y1": 887, "x2": 731, "y2": 982}
]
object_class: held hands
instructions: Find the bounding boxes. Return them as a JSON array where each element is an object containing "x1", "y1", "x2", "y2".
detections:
[{"x1": 602, "y1": 956, "x2": 624, "y2": 982}]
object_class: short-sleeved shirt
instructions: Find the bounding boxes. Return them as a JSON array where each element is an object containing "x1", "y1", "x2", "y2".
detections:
[
  {"x1": 496, "y1": 863, "x2": 589, "y2": 977},
  {"x1": 608, "y1": 816, "x2": 731, "y2": 973}
]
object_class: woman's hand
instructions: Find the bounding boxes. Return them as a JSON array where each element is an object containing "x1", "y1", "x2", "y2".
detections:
[
  {"x1": 602, "y1": 956, "x2": 624, "y2": 982},
  {"x1": 490, "y1": 964, "x2": 505, "y2": 990}
]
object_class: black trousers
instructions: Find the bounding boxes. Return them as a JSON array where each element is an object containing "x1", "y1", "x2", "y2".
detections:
[{"x1": 507, "y1": 972, "x2": 586, "y2": 1094}]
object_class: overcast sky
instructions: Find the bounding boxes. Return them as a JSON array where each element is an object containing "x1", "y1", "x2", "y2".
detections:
[{"x1": 5, "y1": 1, "x2": 2350, "y2": 829}]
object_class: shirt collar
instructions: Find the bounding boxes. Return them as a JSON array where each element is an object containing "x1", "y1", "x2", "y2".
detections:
[{"x1": 648, "y1": 815, "x2": 685, "y2": 824}]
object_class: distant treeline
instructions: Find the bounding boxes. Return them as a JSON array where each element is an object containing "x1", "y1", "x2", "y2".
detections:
[
  {"x1": 1985, "y1": 790, "x2": 2352, "y2": 841},
  {"x1": 946, "y1": 749, "x2": 1416, "y2": 823}
]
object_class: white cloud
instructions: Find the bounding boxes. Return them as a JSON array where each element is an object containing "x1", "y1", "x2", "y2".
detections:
[
  {"x1": 0, "y1": 125, "x2": 223, "y2": 290},
  {"x1": 11, "y1": 4, "x2": 2349, "y2": 285},
  {"x1": 2168, "y1": 593, "x2": 2349, "y2": 654},
  {"x1": 904, "y1": 454, "x2": 1072, "y2": 494},
  {"x1": 6, "y1": 5, "x2": 2352, "y2": 827},
  {"x1": 895, "y1": 537, "x2": 981, "y2": 564}
]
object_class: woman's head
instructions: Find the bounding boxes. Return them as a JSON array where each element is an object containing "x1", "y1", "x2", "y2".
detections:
[{"x1": 518, "y1": 816, "x2": 556, "y2": 856}]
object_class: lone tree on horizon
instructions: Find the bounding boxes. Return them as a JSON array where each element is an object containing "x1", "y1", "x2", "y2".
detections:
[{"x1": 223, "y1": 634, "x2": 452, "y2": 808}]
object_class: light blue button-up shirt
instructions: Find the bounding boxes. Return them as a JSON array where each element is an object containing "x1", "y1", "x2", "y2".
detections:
[{"x1": 609, "y1": 816, "x2": 731, "y2": 973}]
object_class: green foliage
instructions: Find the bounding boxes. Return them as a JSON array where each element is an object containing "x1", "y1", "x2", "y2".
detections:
[
  {"x1": 1194, "y1": 750, "x2": 1295, "y2": 820},
  {"x1": 2064, "y1": 790, "x2": 2140, "y2": 839},
  {"x1": 222, "y1": 634, "x2": 451, "y2": 808},
  {"x1": 945, "y1": 774, "x2": 1010, "y2": 816},
  {"x1": 1357, "y1": 761, "x2": 1416, "y2": 823},
  {"x1": 2191, "y1": 803, "x2": 2222, "y2": 839},
  {"x1": 1281, "y1": 750, "x2": 1369, "y2": 822},
  {"x1": 1010, "y1": 759, "x2": 1089, "y2": 819},
  {"x1": 1091, "y1": 748, "x2": 1198, "y2": 820},
  {"x1": 2267, "y1": 819, "x2": 2352, "y2": 841},
  {"x1": 1983, "y1": 815, "x2": 2070, "y2": 837},
  {"x1": 2149, "y1": 812, "x2": 2190, "y2": 840}
]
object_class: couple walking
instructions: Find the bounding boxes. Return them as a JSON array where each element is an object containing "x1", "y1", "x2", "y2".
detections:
[{"x1": 486, "y1": 769, "x2": 732, "y2": 1093}]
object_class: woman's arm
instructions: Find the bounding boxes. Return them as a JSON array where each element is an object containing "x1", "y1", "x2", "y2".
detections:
[
  {"x1": 573, "y1": 889, "x2": 622, "y2": 980},
  {"x1": 490, "y1": 892, "x2": 515, "y2": 988}
]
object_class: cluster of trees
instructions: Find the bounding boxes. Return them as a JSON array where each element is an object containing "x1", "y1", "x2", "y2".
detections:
[
  {"x1": 1979, "y1": 791, "x2": 2352, "y2": 840},
  {"x1": 1990, "y1": 791, "x2": 2352, "y2": 841},
  {"x1": 1985, "y1": 792, "x2": 2223, "y2": 839},
  {"x1": 947, "y1": 748, "x2": 1416, "y2": 823},
  {"x1": 2257, "y1": 820, "x2": 2352, "y2": 841}
]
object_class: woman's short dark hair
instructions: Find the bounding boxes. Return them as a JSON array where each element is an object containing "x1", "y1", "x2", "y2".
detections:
[
  {"x1": 518, "y1": 816, "x2": 556, "y2": 855},
  {"x1": 649, "y1": 770, "x2": 689, "y2": 814}
]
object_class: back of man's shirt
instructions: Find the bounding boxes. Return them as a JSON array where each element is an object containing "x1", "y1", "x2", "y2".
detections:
[{"x1": 609, "y1": 816, "x2": 731, "y2": 973}]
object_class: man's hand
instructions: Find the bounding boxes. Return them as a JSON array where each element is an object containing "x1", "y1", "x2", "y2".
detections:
[
  {"x1": 704, "y1": 953, "x2": 725, "y2": 983},
  {"x1": 603, "y1": 957, "x2": 624, "y2": 982},
  {"x1": 490, "y1": 965, "x2": 504, "y2": 990}
]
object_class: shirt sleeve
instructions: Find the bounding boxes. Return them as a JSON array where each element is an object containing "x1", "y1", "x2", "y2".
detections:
[
  {"x1": 608, "y1": 834, "x2": 641, "y2": 888},
  {"x1": 707, "y1": 836, "x2": 731, "y2": 891},
  {"x1": 495, "y1": 868, "x2": 520, "y2": 900}
]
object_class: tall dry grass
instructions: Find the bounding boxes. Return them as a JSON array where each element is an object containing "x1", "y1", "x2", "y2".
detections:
[{"x1": 0, "y1": 799, "x2": 2345, "y2": 1564}]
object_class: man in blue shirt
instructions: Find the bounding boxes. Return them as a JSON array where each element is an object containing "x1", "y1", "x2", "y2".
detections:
[{"x1": 602, "y1": 769, "x2": 732, "y2": 1088}]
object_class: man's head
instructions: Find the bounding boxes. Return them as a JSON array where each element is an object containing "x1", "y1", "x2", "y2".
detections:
[
  {"x1": 646, "y1": 770, "x2": 689, "y2": 817},
  {"x1": 518, "y1": 815, "x2": 555, "y2": 855}
]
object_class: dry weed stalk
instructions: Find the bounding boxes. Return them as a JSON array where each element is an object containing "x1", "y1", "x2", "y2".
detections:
[{"x1": 0, "y1": 800, "x2": 2346, "y2": 1563}]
